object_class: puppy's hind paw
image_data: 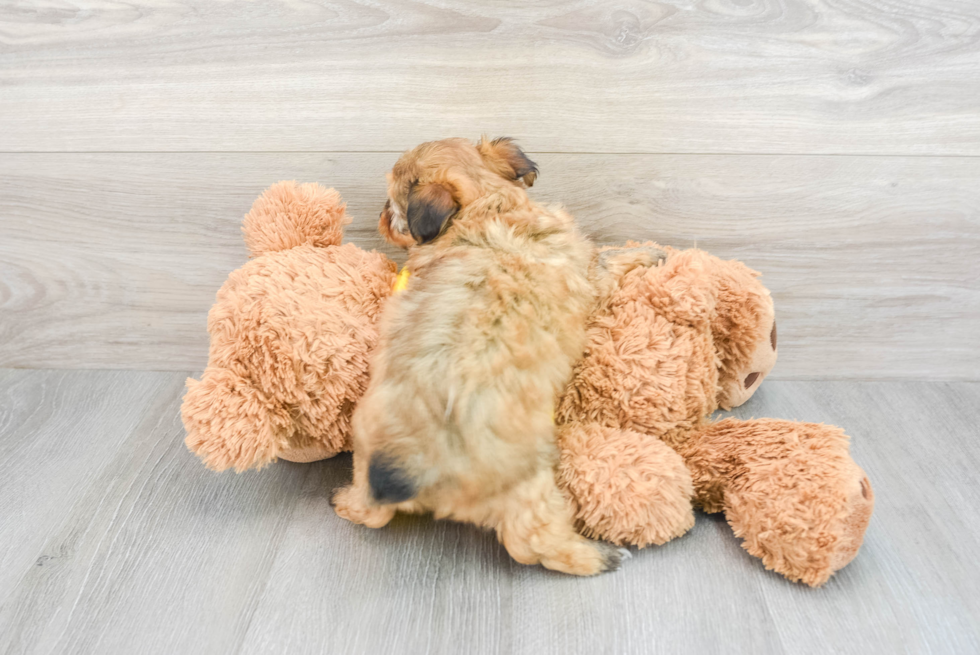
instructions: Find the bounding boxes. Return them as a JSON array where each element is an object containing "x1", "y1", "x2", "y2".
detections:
[
  {"x1": 539, "y1": 538, "x2": 626, "y2": 576},
  {"x1": 594, "y1": 541, "x2": 628, "y2": 573},
  {"x1": 331, "y1": 485, "x2": 396, "y2": 529}
]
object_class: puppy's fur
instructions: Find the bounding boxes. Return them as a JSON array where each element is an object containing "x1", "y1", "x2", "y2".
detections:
[{"x1": 333, "y1": 137, "x2": 621, "y2": 575}]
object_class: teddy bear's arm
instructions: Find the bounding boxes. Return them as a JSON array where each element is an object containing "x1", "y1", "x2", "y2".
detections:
[{"x1": 557, "y1": 422, "x2": 695, "y2": 548}]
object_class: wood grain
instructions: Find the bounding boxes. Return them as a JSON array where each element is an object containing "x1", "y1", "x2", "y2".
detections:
[
  {"x1": 1, "y1": 152, "x2": 977, "y2": 378},
  {"x1": 0, "y1": 369, "x2": 176, "y2": 607},
  {"x1": 1, "y1": 0, "x2": 979, "y2": 154},
  {"x1": 0, "y1": 369, "x2": 312, "y2": 655},
  {"x1": 1, "y1": 370, "x2": 978, "y2": 654}
]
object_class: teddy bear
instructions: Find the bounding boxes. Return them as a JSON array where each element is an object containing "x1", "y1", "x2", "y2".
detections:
[
  {"x1": 555, "y1": 243, "x2": 874, "y2": 586},
  {"x1": 183, "y1": 182, "x2": 873, "y2": 586},
  {"x1": 182, "y1": 181, "x2": 396, "y2": 470}
]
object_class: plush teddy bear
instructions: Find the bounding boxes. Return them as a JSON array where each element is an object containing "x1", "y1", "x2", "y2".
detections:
[
  {"x1": 182, "y1": 181, "x2": 396, "y2": 471},
  {"x1": 555, "y1": 243, "x2": 874, "y2": 586},
  {"x1": 183, "y1": 182, "x2": 873, "y2": 586}
]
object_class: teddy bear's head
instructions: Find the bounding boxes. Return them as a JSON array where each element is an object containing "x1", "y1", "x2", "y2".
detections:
[
  {"x1": 183, "y1": 181, "x2": 396, "y2": 471},
  {"x1": 562, "y1": 244, "x2": 779, "y2": 435}
]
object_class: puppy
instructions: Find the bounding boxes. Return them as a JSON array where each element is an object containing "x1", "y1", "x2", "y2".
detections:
[{"x1": 332, "y1": 137, "x2": 621, "y2": 575}]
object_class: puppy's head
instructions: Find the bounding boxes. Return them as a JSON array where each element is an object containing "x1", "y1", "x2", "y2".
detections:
[{"x1": 378, "y1": 136, "x2": 538, "y2": 247}]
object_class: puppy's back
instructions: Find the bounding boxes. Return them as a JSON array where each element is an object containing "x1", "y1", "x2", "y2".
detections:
[{"x1": 360, "y1": 202, "x2": 594, "y2": 506}]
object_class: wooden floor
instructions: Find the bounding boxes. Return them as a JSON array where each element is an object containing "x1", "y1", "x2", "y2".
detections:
[
  {"x1": 0, "y1": 370, "x2": 976, "y2": 655},
  {"x1": 2, "y1": 1, "x2": 979, "y2": 654}
]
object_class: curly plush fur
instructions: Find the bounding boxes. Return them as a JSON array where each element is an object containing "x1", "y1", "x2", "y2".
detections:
[
  {"x1": 680, "y1": 418, "x2": 873, "y2": 586},
  {"x1": 185, "y1": 174, "x2": 873, "y2": 585},
  {"x1": 182, "y1": 182, "x2": 396, "y2": 471},
  {"x1": 555, "y1": 243, "x2": 873, "y2": 586}
]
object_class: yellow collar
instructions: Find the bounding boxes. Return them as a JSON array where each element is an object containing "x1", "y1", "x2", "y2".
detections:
[{"x1": 393, "y1": 267, "x2": 411, "y2": 293}]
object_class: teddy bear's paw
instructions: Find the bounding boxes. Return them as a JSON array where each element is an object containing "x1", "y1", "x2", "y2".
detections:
[
  {"x1": 729, "y1": 477, "x2": 872, "y2": 588},
  {"x1": 557, "y1": 424, "x2": 696, "y2": 548},
  {"x1": 181, "y1": 368, "x2": 290, "y2": 472},
  {"x1": 711, "y1": 419, "x2": 876, "y2": 587},
  {"x1": 826, "y1": 471, "x2": 874, "y2": 576}
]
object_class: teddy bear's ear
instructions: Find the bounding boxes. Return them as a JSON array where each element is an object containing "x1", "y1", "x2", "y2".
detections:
[
  {"x1": 242, "y1": 181, "x2": 350, "y2": 257},
  {"x1": 476, "y1": 136, "x2": 538, "y2": 187}
]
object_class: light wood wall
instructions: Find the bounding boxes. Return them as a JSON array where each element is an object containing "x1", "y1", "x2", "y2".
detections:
[{"x1": 1, "y1": 1, "x2": 978, "y2": 379}]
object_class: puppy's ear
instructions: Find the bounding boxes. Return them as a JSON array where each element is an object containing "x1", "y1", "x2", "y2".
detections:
[
  {"x1": 477, "y1": 136, "x2": 538, "y2": 187},
  {"x1": 407, "y1": 182, "x2": 458, "y2": 244}
]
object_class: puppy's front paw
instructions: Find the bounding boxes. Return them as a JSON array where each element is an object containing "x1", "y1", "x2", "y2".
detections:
[{"x1": 331, "y1": 485, "x2": 395, "y2": 528}]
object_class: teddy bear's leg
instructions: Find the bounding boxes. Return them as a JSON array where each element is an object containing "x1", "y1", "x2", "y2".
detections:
[
  {"x1": 455, "y1": 467, "x2": 623, "y2": 576},
  {"x1": 331, "y1": 450, "x2": 397, "y2": 529},
  {"x1": 679, "y1": 418, "x2": 874, "y2": 586},
  {"x1": 557, "y1": 423, "x2": 695, "y2": 547}
]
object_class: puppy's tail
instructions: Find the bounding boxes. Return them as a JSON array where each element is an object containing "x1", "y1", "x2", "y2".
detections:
[{"x1": 369, "y1": 452, "x2": 419, "y2": 504}]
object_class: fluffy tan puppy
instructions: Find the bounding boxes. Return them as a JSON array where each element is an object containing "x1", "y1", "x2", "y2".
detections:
[{"x1": 332, "y1": 137, "x2": 622, "y2": 575}]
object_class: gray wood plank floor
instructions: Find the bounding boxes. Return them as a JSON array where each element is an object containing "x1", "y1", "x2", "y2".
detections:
[{"x1": 1, "y1": 369, "x2": 977, "y2": 655}]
